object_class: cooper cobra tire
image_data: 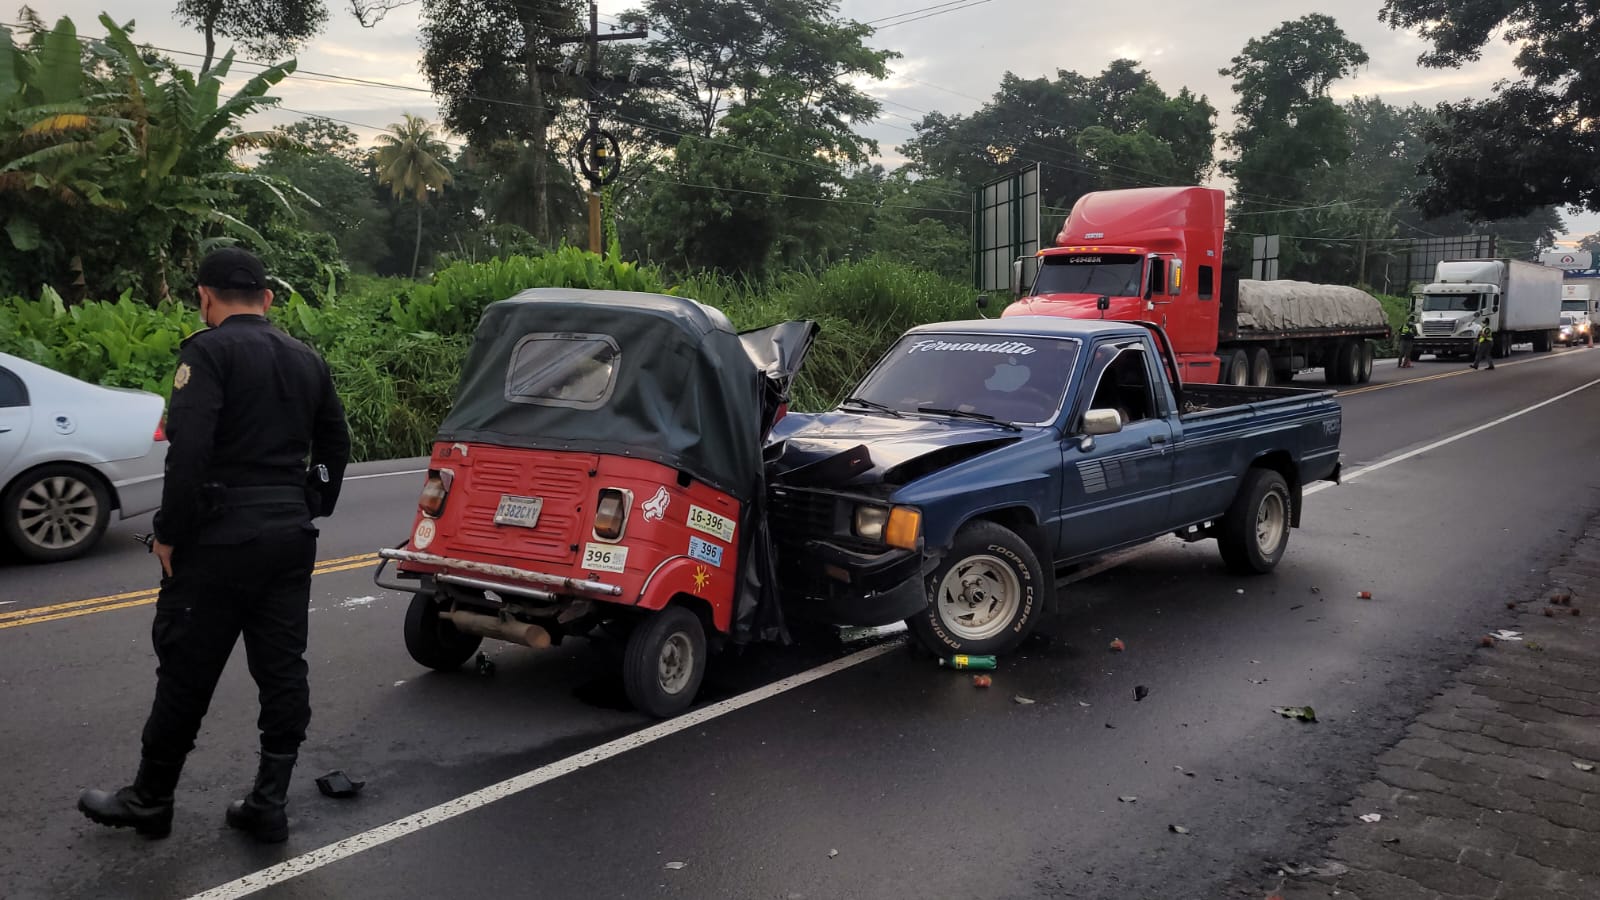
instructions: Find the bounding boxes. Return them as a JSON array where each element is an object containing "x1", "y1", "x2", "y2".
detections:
[{"x1": 908, "y1": 520, "x2": 1048, "y2": 657}]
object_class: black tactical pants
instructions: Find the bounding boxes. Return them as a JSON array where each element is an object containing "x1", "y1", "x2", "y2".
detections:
[
  {"x1": 139, "y1": 529, "x2": 317, "y2": 761},
  {"x1": 1474, "y1": 341, "x2": 1495, "y2": 369}
]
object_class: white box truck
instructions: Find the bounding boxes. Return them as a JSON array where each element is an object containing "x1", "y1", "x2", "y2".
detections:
[
  {"x1": 1559, "y1": 283, "x2": 1597, "y2": 346},
  {"x1": 1412, "y1": 259, "x2": 1564, "y2": 360}
]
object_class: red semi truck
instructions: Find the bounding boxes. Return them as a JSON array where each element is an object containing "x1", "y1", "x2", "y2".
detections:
[{"x1": 990, "y1": 186, "x2": 1391, "y2": 386}]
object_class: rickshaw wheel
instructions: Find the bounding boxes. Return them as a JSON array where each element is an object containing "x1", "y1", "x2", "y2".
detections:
[
  {"x1": 623, "y1": 606, "x2": 707, "y2": 718},
  {"x1": 404, "y1": 592, "x2": 483, "y2": 671}
]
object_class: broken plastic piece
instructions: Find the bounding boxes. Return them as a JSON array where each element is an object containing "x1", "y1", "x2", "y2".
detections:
[
  {"x1": 315, "y1": 771, "x2": 365, "y2": 799},
  {"x1": 1359, "y1": 813, "x2": 1382, "y2": 823},
  {"x1": 1118, "y1": 795, "x2": 1137, "y2": 803},
  {"x1": 1357, "y1": 591, "x2": 1372, "y2": 599},
  {"x1": 1169, "y1": 824, "x2": 1190, "y2": 835},
  {"x1": 1273, "y1": 706, "x2": 1317, "y2": 723},
  {"x1": 972, "y1": 674, "x2": 992, "y2": 688},
  {"x1": 828, "y1": 849, "x2": 839, "y2": 859},
  {"x1": 1492, "y1": 629, "x2": 1523, "y2": 641},
  {"x1": 1574, "y1": 762, "x2": 1595, "y2": 773},
  {"x1": 664, "y1": 861, "x2": 686, "y2": 870},
  {"x1": 1013, "y1": 695, "x2": 1036, "y2": 705},
  {"x1": 1133, "y1": 685, "x2": 1150, "y2": 701},
  {"x1": 1109, "y1": 638, "x2": 1126, "y2": 652}
]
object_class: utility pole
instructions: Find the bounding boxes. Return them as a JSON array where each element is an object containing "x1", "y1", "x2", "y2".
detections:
[{"x1": 551, "y1": 1, "x2": 645, "y2": 254}]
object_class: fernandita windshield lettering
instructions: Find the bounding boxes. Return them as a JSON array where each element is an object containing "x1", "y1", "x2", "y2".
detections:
[{"x1": 908, "y1": 339, "x2": 1038, "y2": 355}]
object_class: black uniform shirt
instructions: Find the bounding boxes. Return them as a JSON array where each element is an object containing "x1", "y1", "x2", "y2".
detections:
[{"x1": 153, "y1": 315, "x2": 351, "y2": 545}]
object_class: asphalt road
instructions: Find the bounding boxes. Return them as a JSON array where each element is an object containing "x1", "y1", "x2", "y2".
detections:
[{"x1": 4, "y1": 347, "x2": 1599, "y2": 900}]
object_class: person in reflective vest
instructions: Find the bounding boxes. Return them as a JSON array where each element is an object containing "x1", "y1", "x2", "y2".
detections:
[
  {"x1": 1397, "y1": 317, "x2": 1417, "y2": 368},
  {"x1": 1472, "y1": 319, "x2": 1496, "y2": 370}
]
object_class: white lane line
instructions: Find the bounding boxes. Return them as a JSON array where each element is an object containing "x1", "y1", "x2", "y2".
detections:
[
  {"x1": 344, "y1": 468, "x2": 426, "y2": 482},
  {"x1": 185, "y1": 639, "x2": 902, "y2": 900},
  {"x1": 1306, "y1": 374, "x2": 1600, "y2": 497}
]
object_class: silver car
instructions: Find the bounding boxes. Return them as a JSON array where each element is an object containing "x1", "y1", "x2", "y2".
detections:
[{"x1": 0, "y1": 352, "x2": 167, "y2": 562}]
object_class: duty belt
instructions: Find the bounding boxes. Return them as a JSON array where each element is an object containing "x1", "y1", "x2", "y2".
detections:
[{"x1": 222, "y1": 485, "x2": 309, "y2": 506}]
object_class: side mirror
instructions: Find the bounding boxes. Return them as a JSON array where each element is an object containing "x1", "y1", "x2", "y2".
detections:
[
  {"x1": 1010, "y1": 259, "x2": 1024, "y2": 297},
  {"x1": 1083, "y1": 408, "x2": 1123, "y2": 436},
  {"x1": 1097, "y1": 295, "x2": 1111, "y2": 311},
  {"x1": 976, "y1": 294, "x2": 991, "y2": 310}
]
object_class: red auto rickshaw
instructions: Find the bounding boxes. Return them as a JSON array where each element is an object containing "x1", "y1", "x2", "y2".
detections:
[{"x1": 375, "y1": 289, "x2": 815, "y2": 716}]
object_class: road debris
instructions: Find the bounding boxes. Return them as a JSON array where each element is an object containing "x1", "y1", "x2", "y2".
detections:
[
  {"x1": 1357, "y1": 591, "x2": 1372, "y2": 600},
  {"x1": 1133, "y1": 685, "x2": 1150, "y2": 701},
  {"x1": 938, "y1": 654, "x2": 997, "y2": 670},
  {"x1": 664, "y1": 862, "x2": 687, "y2": 870},
  {"x1": 315, "y1": 771, "x2": 365, "y2": 799},
  {"x1": 475, "y1": 652, "x2": 496, "y2": 676},
  {"x1": 1109, "y1": 638, "x2": 1126, "y2": 652},
  {"x1": 1277, "y1": 861, "x2": 1350, "y2": 878},
  {"x1": 1170, "y1": 824, "x2": 1191, "y2": 835},
  {"x1": 1492, "y1": 629, "x2": 1524, "y2": 641},
  {"x1": 1527, "y1": 641, "x2": 1545, "y2": 652},
  {"x1": 1574, "y1": 608, "x2": 1583, "y2": 617},
  {"x1": 972, "y1": 674, "x2": 992, "y2": 688},
  {"x1": 1552, "y1": 590, "x2": 1573, "y2": 605},
  {"x1": 1273, "y1": 706, "x2": 1318, "y2": 723},
  {"x1": 1573, "y1": 762, "x2": 1595, "y2": 773},
  {"x1": 1249, "y1": 677, "x2": 1269, "y2": 685},
  {"x1": 1480, "y1": 635, "x2": 1496, "y2": 648},
  {"x1": 1545, "y1": 607, "x2": 1556, "y2": 617},
  {"x1": 1358, "y1": 813, "x2": 1382, "y2": 823},
  {"x1": 1506, "y1": 601, "x2": 1517, "y2": 610},
  {"x1": 1013, "y1": 695, "x2": 1036, "y2": 705},
  {"x1": 828, "y1": 849, "x2": 839, "y2": 859},
  {"x1": 1310, "y1": 586, "x2": 1321, "y2": 595},
  {"x1": 1119, "y1": 796, "x2": 1138, "y2": 803},
  {"x1": 1236, "y1": 589, "x2": 1245, "y2": 595}
]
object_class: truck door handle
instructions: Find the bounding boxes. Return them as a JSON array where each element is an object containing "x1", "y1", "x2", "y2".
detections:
[{"x1": 1148, "y1": 434, "x2": 1168, "y2": 445}]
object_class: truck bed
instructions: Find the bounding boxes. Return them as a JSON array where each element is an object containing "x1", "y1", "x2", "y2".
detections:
[{"x1": 1180, "y1": 383, "x2": 1335, "y2": 416}]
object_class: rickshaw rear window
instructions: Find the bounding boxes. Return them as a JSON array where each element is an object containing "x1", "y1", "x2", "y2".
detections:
[{"x1": 505, "y1": 333, "x2": 620, "y2": 409}]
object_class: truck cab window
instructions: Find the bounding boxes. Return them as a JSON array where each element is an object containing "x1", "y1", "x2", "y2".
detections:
[
  {"x1": 1198, "y1": 266, "x2": 1214, "y2": 300},
  {"x1": 1033, "y1": 253, "x2": 1143, "y2": 297},
  {"x1": 1087, "y1": 346, "x2": 1156, "y2": 426}
]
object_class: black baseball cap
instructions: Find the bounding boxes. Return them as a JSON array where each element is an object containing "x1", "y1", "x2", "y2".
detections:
[{"x1": 197, "y1": 248, "x2": 268, "y2": 291}]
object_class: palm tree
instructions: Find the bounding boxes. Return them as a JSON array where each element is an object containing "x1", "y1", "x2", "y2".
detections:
[{"x1": 374, "y1": 114, "x2": 452, "y2": 279}]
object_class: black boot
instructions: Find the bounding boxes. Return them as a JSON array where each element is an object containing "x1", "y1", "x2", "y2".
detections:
[
  {"x1": 78, "y1": 758, "x2": 183, "y2": 838},
  {"x1": 225, "y1": 751, "x2": 296, "y2": 843}
]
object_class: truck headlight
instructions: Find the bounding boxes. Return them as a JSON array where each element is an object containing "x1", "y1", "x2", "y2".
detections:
[{"x1": 854, "y1": 504, "x2": 922, "y2": 550}]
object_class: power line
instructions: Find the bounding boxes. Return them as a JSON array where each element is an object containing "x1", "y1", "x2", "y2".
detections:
[
  {"x1": 871, "y1": 0, "x2": 998, "y2": 31},
  {"x1": 635, "y1": 175, "x2": 967, "y2": 216}
]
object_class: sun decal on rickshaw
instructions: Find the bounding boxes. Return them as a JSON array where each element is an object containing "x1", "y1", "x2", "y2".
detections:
[{"x1": 692, "y1": 565, "x2": 710, "y2": 593}]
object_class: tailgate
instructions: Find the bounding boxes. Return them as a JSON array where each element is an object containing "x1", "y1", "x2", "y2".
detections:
[{"x1": 445, "y1": 446, "x2": 598, "y2": 567}]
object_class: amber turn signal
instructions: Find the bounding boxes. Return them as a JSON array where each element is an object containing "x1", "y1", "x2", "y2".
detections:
[
  {"x1": 884, "y1": 506, "x2": 922, "y2": 550},
  {"x1": 418, "y1": 471, "x2": 451, "y2": 517},
  {"x1": 594, "y1": 488, "x2": 630, "y2": 540}
]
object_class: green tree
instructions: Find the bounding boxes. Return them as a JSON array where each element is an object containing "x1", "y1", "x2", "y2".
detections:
[
  {"x1": 1581, "y1": 234, "x2": 1600, "y2": 257},
  {"x1": 174, "y1": 0, "x2": 327, "y2": 73},
  {"x1": 414, "y1": 0, "x2": 581, "y2": 246},
  {"x1": 1379, "y1": 0, "x2": 1600, "y2": 218},
  {"x1": 1220, "y1": 14, "x2": 1368, "y2": 210},
  {"x1": 257, "y1": 117, "x2": 388, "y2": 272},
  {"x1": 374, "y1": 113, "x2": 453, "y2": 278}
]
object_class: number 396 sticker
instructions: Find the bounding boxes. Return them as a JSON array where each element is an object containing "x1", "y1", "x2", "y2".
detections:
[
  {"x1": 582, "y1": 542, "x2": 628, "y2": 573},
  {"x1": 687, "y1": 536, "x2": 724, "y2": 568},
  {"x1": 686, "y1": 504, "x2": 736, "y2": 542}
]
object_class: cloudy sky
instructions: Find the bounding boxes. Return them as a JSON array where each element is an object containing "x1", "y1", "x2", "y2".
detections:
[{"x1": 26, "y1": 0, "x2": 1599, "y2": 241}]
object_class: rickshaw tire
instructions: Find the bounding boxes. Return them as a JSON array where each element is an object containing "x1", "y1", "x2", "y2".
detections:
[
  {"x1": 623, "y1": 605, "x2": 707, "y2": 718},
  {"x1": 404, "y1": 593, "x2": 482, "y2": 671}
]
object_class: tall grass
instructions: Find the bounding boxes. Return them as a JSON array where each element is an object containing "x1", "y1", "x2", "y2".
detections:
[{"x1": 3, "y1": 251, "x2": 981, "y2": 461}]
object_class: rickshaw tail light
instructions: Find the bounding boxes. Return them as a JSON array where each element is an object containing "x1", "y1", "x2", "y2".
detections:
[
  {"x1": 595, "y1": 489, "x2": 629, "y2": 539},
  {"x1": 419, "y1": 472, "x2": 450, "y2": 517},
  {"x1": 885, "y1": 507, "x2": 922, "y2": 550}
]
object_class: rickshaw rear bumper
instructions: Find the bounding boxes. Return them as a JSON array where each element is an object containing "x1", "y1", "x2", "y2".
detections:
[
  {"x1": 379, "y1": 548, "x2": 625, "y2": 603},
  {"x1": 788, "y1": 541, "x2": 930, "y2": 627}
]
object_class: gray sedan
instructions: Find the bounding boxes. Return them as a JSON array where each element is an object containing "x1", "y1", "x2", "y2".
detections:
[{"x1": 0, "y1": 352, "x2": 167, "y2": 562}]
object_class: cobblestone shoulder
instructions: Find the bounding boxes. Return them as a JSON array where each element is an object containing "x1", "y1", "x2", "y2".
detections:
[{"x1": 1268, "y1": 521, "x2": 1600, "y2": 900}]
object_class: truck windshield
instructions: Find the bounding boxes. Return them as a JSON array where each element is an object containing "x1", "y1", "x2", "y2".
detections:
[
  {"x1": 1033, "y1": 253, "x2": 1144, "y2": 297},
  {"x1": 1563, "y1": 300, "x2": 1588, "y2": 313},
  {"x1": 1421, "y1": 294, "x2": 1484, "y2": 312},
  {"x1": 850, "y1": 333, "x2": 1080, "y2": 425}
]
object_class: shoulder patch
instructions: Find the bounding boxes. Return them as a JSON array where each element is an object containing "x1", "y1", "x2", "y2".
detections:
[{"x1": 173, "y1": 362, "x2": 192, "y2": 390}]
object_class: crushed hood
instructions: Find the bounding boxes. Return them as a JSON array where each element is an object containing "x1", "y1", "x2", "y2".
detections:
[{"x1": 769, "y1": 412, "x2": 1022, "y2": 487}]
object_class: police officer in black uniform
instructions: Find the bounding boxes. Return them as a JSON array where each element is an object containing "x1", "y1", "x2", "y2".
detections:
[{"x1": 78, "y1": 248, "x2": 350, "y2": 843}]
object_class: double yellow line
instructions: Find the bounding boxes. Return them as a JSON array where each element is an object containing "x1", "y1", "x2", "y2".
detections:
[{"x1": 0, "y1": 552, "x2": 381, "y2": 631}]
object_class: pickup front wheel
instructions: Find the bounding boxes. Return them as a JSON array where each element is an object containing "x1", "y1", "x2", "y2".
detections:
[
  {"x1": 909, "y1": 521, "x2": 1047, "y2": 657},
  {"x1": 1217, "y1": 469, "x2": 1291, "y2": 575}
]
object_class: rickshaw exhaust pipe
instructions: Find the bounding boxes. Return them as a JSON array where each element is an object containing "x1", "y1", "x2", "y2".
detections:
[{"x1": 442, "y1": 609, "x2": 552, "y2": 649}]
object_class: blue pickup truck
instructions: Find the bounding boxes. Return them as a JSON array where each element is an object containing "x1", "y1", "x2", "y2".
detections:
[{"x1": 768, "y1": 317, "x2": 1343, "y2": 657}]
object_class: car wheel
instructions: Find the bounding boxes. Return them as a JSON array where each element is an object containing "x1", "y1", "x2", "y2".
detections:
[
  {"x1": 908, "y1": 520, "x2": 1047, "y2": 657},
  {"x1": 1, "y1": 464, "x2": 112, "y2": 562},
  {"x1": 1217, "y1": 468, "x2": 1292, "y2": 575},
  {"x1": 623, "y1": 606, "x2": 707, "y2": 718},
  {"x1": 404, "y1": 592, "x2": 483, "y2": 671}
]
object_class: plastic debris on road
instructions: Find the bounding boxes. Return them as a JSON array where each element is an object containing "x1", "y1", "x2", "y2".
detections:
[
  {"x1": 1119, "y1": 796, "x2": 1138, "y2": 803},
  {"x1": 1574, "y1": 762, "x2": 1596, "y2": 773},
  {"x1": 315, "y1": 771, "x2": 365, "y2": 799},
  {"x1": 1480, "y1": 635, "x2": 1496, "y2": 647},
  {"x1": 828, "y1": 849, "x2": 839, "y2": 859},
  {"x1": 1273, "y1": 706, "x2": 1318, "y2": 723},
  {"x1": 1170, "y1": 824, "x2": 1190, "y2": 835},
  {"x1": 1492, "y1": 629, "x2": 1524, "y2": 641},
  {"x1": 1359, "y1": 813, "x2": 1382, "y2": 823},
  {"x1": 1133, "y1": 685, "x2": 1150, "y2": 701},
  {"x1": 664, "y1": 862, "x2": 686, "y2": 870},
  {"x1": 1013, "y1": 695, "x2": 1036, "y2": 705},
  {"x1": 838, "y1": 622, "x2": 908, "y2": 643},
  {"x1": 1109, "y1": 638, "x2": 1126, "y2": 652},
  {"x1": 972, "y1": 674, "x2": 992, "y2": 688},
  {"x1": 1357, "y1": 591, "x2": 1372, "y2": 599}
]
